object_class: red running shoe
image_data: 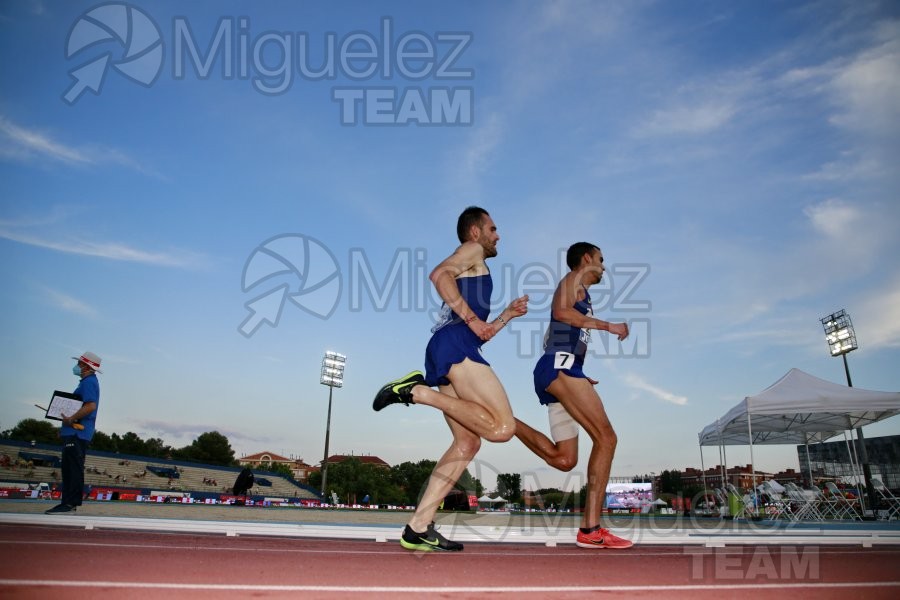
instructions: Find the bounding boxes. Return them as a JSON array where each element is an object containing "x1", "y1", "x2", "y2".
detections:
[{"x1": 576, "y1": 527, "x2": 633, "y2": 549}]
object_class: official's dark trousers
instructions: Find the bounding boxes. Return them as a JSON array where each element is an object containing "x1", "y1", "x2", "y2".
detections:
[{"x1": 61, "y1": 436, "x2": 88, "y2": 507}]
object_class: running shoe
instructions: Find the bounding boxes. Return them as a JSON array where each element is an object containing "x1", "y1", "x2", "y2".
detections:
[
  {"x1": 373, "y1": 371, "x2": 425, "y2": 411},
  {"x1": 44, "y1": 503, "x2": 77, "y2": 515},
  {"x1": 400, "y1": 522, "x2": 463, "y2": 552},
  {"x1": 575, "y1": 527, "x2": 633, "y2": 549}
]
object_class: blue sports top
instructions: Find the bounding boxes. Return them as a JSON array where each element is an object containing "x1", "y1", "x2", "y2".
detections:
[
  {"x1": 542, "y1": 286, "x2": 592, "y2": 364},
  {"x1": 425, "y1": 273, "x2": 493, "y2": 387},
  {"x1": 431, "y1": 273, "x2": 493, "y2": 333},
  {"x1": 63, "y1": 373, "x2": 99, "y2": 442}
]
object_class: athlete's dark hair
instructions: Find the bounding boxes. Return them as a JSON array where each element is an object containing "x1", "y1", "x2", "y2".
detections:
[
  {"x1": 457, "y1": 206, "x2": 490, "y2": 243},
  {"x1": 566, "y1": 242, "x2": 600, "y2": 270}
]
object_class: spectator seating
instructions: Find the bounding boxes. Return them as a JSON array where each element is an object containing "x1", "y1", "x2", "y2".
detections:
[{"x1": 0, "y1": 441, "x2": 318, "y2": 500}]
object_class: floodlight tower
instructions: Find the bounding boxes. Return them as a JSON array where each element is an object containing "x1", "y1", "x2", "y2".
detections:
[
  {"x1": 319, "y1": 350, "x2": 346, "y2": 498},
  {"x1": 820, "y1": 310, "x2": 876, "y2": 515}
]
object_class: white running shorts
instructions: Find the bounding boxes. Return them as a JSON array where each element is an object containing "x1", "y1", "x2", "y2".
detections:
[{"x1": 548, "y1": 402, "x2": 579, "y2": 442}]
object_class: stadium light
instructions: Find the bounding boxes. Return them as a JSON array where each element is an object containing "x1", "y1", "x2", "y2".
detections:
[
  {"x1": 319, "y1": 350, "x2": 346, "y2": 498},
  {"x1": 819, "y1": 310, "x2": 876, "y2": 516},
  {"x1": 821, "y1": 309, "x2": 858, "y2": 359}
]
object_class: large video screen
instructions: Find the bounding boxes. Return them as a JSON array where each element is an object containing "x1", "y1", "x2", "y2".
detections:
[{"x1": 604, "y1": 482, "x2": 653, "y2": 509}]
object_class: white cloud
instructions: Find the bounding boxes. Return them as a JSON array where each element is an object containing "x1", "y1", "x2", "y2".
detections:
[
  {"x1": 0, "y1": 116, "x2": 166, "y2": 179},
  {"x1": 0, "y1": 117, "x2": 90, "y2": 164},
  {"x1": 801, "y1": 149, "x2": 886, "y2": 182},
  {"x1": 633, "y1": 101, "x2": 737, "y2": 138},
  {"x1": 40, "y1": 287, "x2": 98, "y2": 318},
  {"x1": 0, "y1": 226, "x2": 206, "y2": 269},
  {"x1": 828, "y1": 25, "x2": 900, "y2": 136},
  {"x1": 801, "y1": 197, "x2": 889, "y2": 268},
  {"x1": 463, "y1": 112, "x2": 504, "y2": 177},
  {"x1": 622, "y1": 372, "x2": 688, "y2": 406},
  {"x1": 854, "y1": 277, "x2": 900, "y2": 351},
  {"x1": 803, "y1": 197, "x2": 862, "y2": 240}
]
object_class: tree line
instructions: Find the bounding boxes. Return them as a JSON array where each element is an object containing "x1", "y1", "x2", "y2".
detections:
[
  {"x1": 2, "y1": 418, "x2": 236, "y2": 466},
  {"x1": 3, "y1": 418, "x2": 628, "y2": 507}
]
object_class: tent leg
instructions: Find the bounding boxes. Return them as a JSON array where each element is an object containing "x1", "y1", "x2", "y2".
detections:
[
  {"x1": 699, "y1": 443, "x2": 706, "y2": 491},
  {"x1": 845, "y1": 430, "x2": 866, "y2": 514},
  {"x1": 804, "y1": 442, "x2": 813, "y2": 487},
  {"x1": 747, "y1": 414, "x2": 758, "y2": 517},
  {"x1": 721, "y1": 443, "x2": 728, "y2": 488}
]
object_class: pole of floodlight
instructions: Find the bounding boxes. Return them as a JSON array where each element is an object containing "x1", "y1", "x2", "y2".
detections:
[
  {"x1": 319, "y1": 351, "x2": 346, "y2": 499},
  {"x1": 820, "y1": 310, "x2": 876, "y2": 516}
]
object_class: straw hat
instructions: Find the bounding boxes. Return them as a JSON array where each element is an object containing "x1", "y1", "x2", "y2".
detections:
[{"x1": 72, "y1": 351, "x2": 102, "y2": 373}]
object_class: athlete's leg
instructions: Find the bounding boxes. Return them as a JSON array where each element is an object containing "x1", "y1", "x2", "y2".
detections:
[
  {"x1": 410, "y1": 359, "x2": 516, "y2": 443},
  {"x1": 547, "y1": 373, "x2": 617, "y2": 530},
  {"x1": 408, "y1": 391, "x2": 481, "y2": 532},
  {"x1": 514, "y1": 417, "x2": 578, "y2": 472}
]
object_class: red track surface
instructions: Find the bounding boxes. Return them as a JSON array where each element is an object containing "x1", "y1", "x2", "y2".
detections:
[{"x1": 1, "y1": 524, "x2": 899, "y2": 598}]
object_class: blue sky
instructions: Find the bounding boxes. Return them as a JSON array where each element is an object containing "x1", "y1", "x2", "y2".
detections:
[{"x1": 1, "y1": 0, "x2": 898, "y2": 492}]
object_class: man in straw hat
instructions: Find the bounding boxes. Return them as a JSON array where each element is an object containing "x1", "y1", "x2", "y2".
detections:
[{"x1": 45, "y1": 351, "x2": 102, "y2": 514}]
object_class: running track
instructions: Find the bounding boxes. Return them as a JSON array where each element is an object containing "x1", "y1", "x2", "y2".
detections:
[{"x1": 2, "y1": 524, "x2": 899, "y2": 598}]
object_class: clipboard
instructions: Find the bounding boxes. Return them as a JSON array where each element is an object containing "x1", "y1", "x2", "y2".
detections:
[{"x1": 45, "y1": 390, "x2": 84, "y2": 422}]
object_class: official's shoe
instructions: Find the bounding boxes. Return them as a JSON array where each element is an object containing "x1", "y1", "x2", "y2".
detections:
[
  {"x1": 400, "y1": 522, "x2": 463, "y2": 552},
  {"x1": 373, "y1": 371, "x2": 425, "y2": 411},
  {"x1": 575, "y1": 526, "x2": 633, "y2": 549},
  {"x1": 44, "y1": 504, "x2": 76, "y2": 515}
]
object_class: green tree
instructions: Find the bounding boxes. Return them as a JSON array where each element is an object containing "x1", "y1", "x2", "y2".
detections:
[
  {"x1": 457, "y1": 469, "x2": 483, "y2": 498},
  {"x1": 175, "y1": 431, "x2": 236, "y2": 466},
  {"x1": 315, "y1": 458, "x2": 406, "y2": 504},
  {"x1": 2, "y1": 418, "x2": 59, "y2": 445},
  {"x1": 307, "y1": 468, "x2": 322, "y2": 491},
  {"x1": 256, "y1": 461, "x2": 295, "y2": 479},
  {"x1": 658, "y1": 469, "x2": 683, "y2": 494},
  {"x1": 117, "y1": 431, "x2": 147, "y2": 455},
  {"x1": 390, "y1": 460, "x2": 436, "y2": 505},
  {"x1": 143, "y1": 437, "x2": 172, "y2": 458},
  {"x1": 497, "y1": 473, "x2": 522, "y2": 503},
  {"x1": 90, "y1": 430, "x2": 115, "y2": 452}
]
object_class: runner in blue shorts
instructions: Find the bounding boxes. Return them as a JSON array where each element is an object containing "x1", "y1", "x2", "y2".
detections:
[
  {"x1": 514, "y1": 242, "x2": 633, "y2": 549},
  {"x1": 373, "y1": 206, "x2": 528, "y2": 552}
]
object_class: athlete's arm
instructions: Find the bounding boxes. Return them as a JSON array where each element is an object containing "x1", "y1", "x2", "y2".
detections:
[
  {"x1": 429, "y1": 242, "x2": 482, "y2": 317},
  {"x1": 550, "y1": 274, "x2": 628, "y2": 340},
  {"x1": 429, "y1": 242, "x2": 495, "y2": 339}
]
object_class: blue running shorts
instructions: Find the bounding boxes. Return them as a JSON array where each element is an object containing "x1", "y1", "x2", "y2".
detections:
[
  {"x1": 533, "y1": 353, "x2": 589, "y2": 406},
  {"x1": 425, "y1": 325, "x2": 489, "y2": 387}
]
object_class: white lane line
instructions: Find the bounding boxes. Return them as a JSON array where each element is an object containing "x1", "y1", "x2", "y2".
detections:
[
  {"x1": 2, "y1": 539, "x2": 899, "y2": 557},
  {"x1": 1, "y1": 580, "x2": 899, "y2": 592}
]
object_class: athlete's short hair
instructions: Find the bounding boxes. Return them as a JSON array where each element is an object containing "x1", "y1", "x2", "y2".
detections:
[
  {"x1": 457, "y1": 206, "x2": 490, "y2": 243},
  {"x1": 566, "y1": 242, "x2": 600, "y2": 270}
]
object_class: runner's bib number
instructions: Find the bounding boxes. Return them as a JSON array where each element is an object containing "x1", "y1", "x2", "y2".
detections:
[{"x1": 554, "y1": 352, "x2": 575, "y2": 369}]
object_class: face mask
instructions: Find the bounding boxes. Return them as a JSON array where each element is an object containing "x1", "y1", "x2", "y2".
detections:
[{"x1": 73, "y1": 365, "x2": 82, "y2": 377}]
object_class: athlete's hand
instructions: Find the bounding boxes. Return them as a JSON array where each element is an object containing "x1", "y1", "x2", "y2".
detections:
[
  {"x1": 587, "y1": 377, "x2": 599, "y2": 385},
  {"x1": 469, "y1": 318, "x2": 494, "y2": 341},
  {"x1": 608, "y1": 321, "x2": 629, "y2": 341},
  {"x1": 506, "y1": 295, "x2": 529, "y2": 319}
]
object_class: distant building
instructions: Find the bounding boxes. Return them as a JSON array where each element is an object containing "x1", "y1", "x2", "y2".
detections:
[
  {"x1": 239, "y1": 451, "x2": 316, "y2": 483},
  {"x1": 798, "y1": 434, "x2": 900, "y2": 489},
  {"x1": 678, "y1": 464, "x2": 803, "y2": 491}
]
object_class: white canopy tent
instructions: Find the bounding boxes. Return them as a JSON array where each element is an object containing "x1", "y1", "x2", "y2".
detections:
[
  {"x1": 477, "y1": 495, "x2": 508, "y2": 504},
  {"x1": 476, "y1": 495, "x2": 509, "y2": 512},
  {"x1": 697, "y1": 368, "x2": 900, "y2": 501}
]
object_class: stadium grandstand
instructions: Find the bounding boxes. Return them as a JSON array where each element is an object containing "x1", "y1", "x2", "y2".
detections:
[{"x1": 0, "y1": 439, "x2": 320, "y2": 504}]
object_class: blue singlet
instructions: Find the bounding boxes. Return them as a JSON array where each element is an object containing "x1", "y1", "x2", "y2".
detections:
[
  {"x1": 424, "y1": 273, "x2": 492, "y2": 387},
  {"x1": 533, "y1": 286, "x2": 593, "y2": 405}
]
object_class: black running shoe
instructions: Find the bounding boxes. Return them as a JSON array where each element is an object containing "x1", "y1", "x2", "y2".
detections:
[
  {"x1": 44, "y1": 504, "x2": 76, "y2": 515},
  {"x1": 400, "y1": 522, "x2": 463, "y2": 552},
  {"x1": 373, "y1": 371, "x2": 425, "y2": 411}
]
